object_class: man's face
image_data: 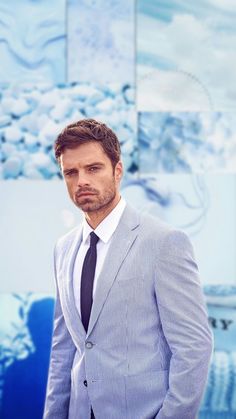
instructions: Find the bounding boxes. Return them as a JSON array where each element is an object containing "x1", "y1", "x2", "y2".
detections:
[{"x1": 60, "y1": 142, "x2": 123, "y2": 214}]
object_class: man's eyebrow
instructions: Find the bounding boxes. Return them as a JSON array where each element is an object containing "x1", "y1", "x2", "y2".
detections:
[
  {"x1": 84, "y1": 162, "x2": 105, "y2": 168},
  {"x1": 62, "y1": 167, "x2": 77, "y2": 174}
]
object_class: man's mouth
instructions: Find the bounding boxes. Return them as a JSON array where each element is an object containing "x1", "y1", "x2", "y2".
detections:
[
  {"x1": 77, "y1": 193, "x2": 94, "y2": 197},
  {"x1": 76, "y1": 191, "x2": 96, "y2": 198}
]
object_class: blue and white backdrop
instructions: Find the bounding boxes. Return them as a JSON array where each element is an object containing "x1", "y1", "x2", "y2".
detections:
[{"x1": 0, "y1": 1, "x2": 236, "y2": 418}]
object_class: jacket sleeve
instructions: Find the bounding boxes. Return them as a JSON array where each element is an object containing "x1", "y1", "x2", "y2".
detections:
[
  {"x1": 43, "y1": 245, "x2": 76, "y2": 419},
  {"x1": 154, "y1": 230, "x2": 213, "y2": 419}
]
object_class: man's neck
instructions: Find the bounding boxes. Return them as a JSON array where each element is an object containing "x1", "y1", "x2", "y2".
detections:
[{"x1": 84, "y1": 196, "x2": 121, "y2": 229}]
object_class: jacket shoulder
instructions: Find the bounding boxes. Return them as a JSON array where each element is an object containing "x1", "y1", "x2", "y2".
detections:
[
  {"x1": 55, "y1": 225, "x2": 81, "y2": 256},
  {"x1": 140, "y1": 212, "x2": 173, "y2": 237},
  {"x1": 139, "y1": 211, "x2": 191, "y2": 252}
]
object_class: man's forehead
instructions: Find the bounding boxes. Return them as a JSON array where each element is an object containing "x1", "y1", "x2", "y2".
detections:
[
  {"x1": 62, "y1": 141, "x2": 105, "y2": 156},
  {"x1": 60, "y1": 143, "x2": 109, "y2": 168}
]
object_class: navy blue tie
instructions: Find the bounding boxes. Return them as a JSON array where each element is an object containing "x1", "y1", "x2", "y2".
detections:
[{"x1": 80, "y1": 232, "x2": 99, "y2": 332}]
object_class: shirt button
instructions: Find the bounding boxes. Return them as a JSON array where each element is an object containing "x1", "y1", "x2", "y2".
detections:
[
  {"x1": 85, "y1": 341, "x2": 93, "y2": 349},
  {"x1": 83, "y1": 380, "x2": 87, "y2": 387}
]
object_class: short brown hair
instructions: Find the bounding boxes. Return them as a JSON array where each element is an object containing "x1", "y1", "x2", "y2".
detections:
[{"x1": 54, "y1": 118, "x2": 121, "y2": 168}]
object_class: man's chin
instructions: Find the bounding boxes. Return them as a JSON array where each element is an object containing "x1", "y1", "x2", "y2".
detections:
[{"x1": 75, "y1": 199, "x2": 97, "y2": 212}]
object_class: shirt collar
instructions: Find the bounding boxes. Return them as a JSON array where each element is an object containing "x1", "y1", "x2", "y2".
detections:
[{"x1": 82, "y1": 197, "x2": 126, "y2": 244}]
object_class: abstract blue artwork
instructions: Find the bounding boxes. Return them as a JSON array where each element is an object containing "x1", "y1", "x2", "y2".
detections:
[
  {"x1": 137, "y1": 0, "x2": 236, "y2": 111},
  {"x1": 0, "y1": 83, "x2": 136, "y2": 179},
  {"x1": 0, "y1": 295, "x2": 54, "y2": 418},
  {"x1": 68, "y1": 0, "x2": 135, "y2": 85},
  {"x1": 0, "y1": 180, "x2": 82, "y2": 293},
  {"x1": 139, "y1": 112, "x2": 236, "y2": 173},
  {"x1": 200, "y1": 285, "x2": 236, "y2": 417},
  {"x1": 0, "y1": 0, "x2": 66, "y2": 84}
]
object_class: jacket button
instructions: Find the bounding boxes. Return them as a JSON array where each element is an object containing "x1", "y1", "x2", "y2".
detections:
[
  {"x1": 85, "y1": 341, "x2": 93, "y2": 349},
  {"x1": 83, "y1": 380, "x2": 87, "y2": 387}
]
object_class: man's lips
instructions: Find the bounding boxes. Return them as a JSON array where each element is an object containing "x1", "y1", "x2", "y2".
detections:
[{"x1": 76, "y1": 192, "x2": 96, "y2": 198}]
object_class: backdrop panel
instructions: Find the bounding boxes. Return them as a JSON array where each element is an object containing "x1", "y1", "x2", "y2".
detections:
[
  {"x1": 0, "y1": 0, "x2": 66, "y2": 84},
  {"x1": 68, "y1": 0, "x2": 135, "y2": 85},
  {"x1": 137, "y1": 0, "x2": 236, "y2": 111}
]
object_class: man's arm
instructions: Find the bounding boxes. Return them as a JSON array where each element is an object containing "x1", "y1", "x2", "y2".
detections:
[
  {"x1": 43, "y1": 247, "x2": 76, "y2": 419},
  {"x1": 154, "y1": 230, "x2": 213, "y2": 419}
]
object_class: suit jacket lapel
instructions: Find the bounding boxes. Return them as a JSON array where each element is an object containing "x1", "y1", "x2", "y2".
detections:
[
  {"x1": 62, "y1": 225, "x2": 87, "y2": 341},
  {"x1": 87, "y1": 205, "x2": 140, "y2": 337}
]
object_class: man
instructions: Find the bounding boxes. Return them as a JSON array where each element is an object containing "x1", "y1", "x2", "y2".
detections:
[{"x1": 44, "y1": 118, "x2": 213, "y2": 419}]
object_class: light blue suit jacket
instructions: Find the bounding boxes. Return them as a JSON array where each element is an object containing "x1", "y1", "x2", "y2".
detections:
[{"x1": 44, "y1": 204, "x2": 213, "y2": 419}]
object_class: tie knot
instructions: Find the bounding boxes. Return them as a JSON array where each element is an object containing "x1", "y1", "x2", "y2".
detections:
[{"x1": 90, "y1": 232, "x2": 99, "y2": 247}]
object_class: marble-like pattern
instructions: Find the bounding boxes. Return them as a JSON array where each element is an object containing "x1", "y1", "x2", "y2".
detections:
[
  {"x1": 139, "y1": 112, "x2": 236, "y2": 173},
  {"x1": 0, "y1": 294, "x2": 54, "y2": 418},
  {"x1": 0, "y1": 0, "x2": 66, "y2": 83},
  {"x1": 0, "y1": 294, "x2": 35, "y2": 367},
  {"x1": 200, "y1": 351, "x2": 236, "y2": 415},
  {"x1": 137, "y1": 0, "x2": 236, "y2": 111},
  {"x1": 0, "y1": 82, "x2": 136, "y2": 179},
  {"x1": 68, "y1": 0, "x2": 135, "y2": 84}
]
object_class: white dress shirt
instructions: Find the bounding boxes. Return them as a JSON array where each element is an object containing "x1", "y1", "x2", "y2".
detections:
[{"x1": 73, "y1": 197, "x2": 126, "y2": 317}]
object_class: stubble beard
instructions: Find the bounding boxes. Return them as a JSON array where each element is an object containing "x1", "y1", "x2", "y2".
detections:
[{"x1": 74, "y1": 182, "x2": 117, "y2": 214}]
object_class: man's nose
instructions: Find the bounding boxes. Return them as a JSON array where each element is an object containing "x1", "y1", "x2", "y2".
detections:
[{"x1": 77, "y1": 172, "x2": 90, "y2": 187}]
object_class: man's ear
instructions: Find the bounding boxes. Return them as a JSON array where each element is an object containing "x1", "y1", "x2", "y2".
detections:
[{"x1": 115, "y1": 160, "x2": 123, "y2": 182}]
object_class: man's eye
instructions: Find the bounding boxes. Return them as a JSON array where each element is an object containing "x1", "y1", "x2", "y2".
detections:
[
  {"x1": 89, "y1": 166, "x2": 99, "y2": 172},
  {"x1": 65, "y1": 171, "x2": 76, "y2": 177}
]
